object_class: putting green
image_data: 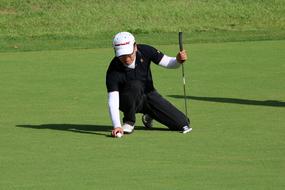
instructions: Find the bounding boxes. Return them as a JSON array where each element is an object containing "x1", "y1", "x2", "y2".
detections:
[{"x1": 0, "y1": 40, "x2": 284, "y2": 189}]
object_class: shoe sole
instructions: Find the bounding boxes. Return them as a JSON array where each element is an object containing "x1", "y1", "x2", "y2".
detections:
[
  {"x1": 123, "y1": 130, "x2": 134, "y2": 134},
  {"x1": 181, "y1": 127, "x2": 192, "y2": 134}
]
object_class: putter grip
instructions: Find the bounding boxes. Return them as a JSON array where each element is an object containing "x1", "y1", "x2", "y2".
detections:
[{"x1": 179, "y1": 32, "x2": 183, "y2": 51}]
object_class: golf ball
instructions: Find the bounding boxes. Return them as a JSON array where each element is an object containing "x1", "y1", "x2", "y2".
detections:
[{"x1": 116, "y1": 132, "x2": 123, "y2": 138}]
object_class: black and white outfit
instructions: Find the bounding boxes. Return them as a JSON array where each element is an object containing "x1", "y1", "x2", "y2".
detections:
[{"x1": 106, "y1": 44, "x2": 191, "y2": 132}]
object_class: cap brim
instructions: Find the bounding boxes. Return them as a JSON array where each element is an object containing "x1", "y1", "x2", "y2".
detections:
[{"x1": 115, "y1": 45, "x2": 134, "y2": 57}]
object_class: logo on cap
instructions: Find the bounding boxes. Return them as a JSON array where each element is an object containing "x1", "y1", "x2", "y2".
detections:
[{"x1": 115, "y1": 41, "x2": 131, "y2": 46}]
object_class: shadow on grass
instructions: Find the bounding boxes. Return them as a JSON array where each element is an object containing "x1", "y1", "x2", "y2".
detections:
[
  {"x1": 16, "y1": 123, "x2": 169, "y2": 137},
  {"x1": 168, "y1": 95, "x2": 285, "y2": 107},
  {"x1": 16, "y1": 124, "x2": 113, "y2": 137}
]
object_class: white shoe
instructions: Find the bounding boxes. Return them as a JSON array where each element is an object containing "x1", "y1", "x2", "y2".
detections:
[
  {"x1": 122, "y1": 123, "x2": 134, "y2": 134},
  {"x1": 181, "y1": 126, "x2": 192, "y2": 134}
]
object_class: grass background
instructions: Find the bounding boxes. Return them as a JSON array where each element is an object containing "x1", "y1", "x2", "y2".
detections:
[
  {"x1": 1, "y1": 0, "x2": 285, "y2": 51},
  {"x1": 1, "y1": 0, "x2": 285, "y2": 189},
  {"x1": 0, "y1": 40, "x2": 284, "y2": 189}
]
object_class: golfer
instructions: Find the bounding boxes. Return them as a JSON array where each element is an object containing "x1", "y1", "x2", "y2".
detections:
[{"x1": 106, "y1": 32, "x2": 192, "y2": 137}]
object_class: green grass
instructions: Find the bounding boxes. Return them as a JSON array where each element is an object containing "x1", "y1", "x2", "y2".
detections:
[
  {"x1": 1, "y1": 0, "x2": 285, "y2": 51},
  {"x1": 0, "y1": 40, "x2": 284, "y2": 189}
]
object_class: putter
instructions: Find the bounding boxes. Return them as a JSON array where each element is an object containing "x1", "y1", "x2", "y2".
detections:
[{"x1": 179, "y1": 32, "x2": 188, "y2": 118}]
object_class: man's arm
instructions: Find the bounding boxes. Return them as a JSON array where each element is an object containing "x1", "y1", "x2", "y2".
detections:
[
  {"x1": 108, "y1": 91, "x2": 121, "y2": 128},
  {"x1": 158, "y1": 55, "x2": 180, "y2": 68},
  {"x1": 158, "y1": 50, "x2": 187, "y2": 68},
  {"x1": 108, "y1": 91, "x2": 124, "y2": 136}
]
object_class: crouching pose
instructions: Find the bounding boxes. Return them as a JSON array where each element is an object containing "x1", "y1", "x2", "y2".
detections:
[{"x1": 106, "y1": 32, "x2": 192, "y2": 137}]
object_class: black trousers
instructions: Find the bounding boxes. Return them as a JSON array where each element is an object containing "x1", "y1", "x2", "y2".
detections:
[{"x1": 119, "y1": 80, "x2": 190, "y2": 131}]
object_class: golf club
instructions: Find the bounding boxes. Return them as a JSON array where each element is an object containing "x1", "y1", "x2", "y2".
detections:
[{"x1": 179, "y1": 32, "x2": 188, "y2": 119}]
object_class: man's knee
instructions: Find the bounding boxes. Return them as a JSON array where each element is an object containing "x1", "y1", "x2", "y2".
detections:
[
  {"x1": 119, "y1": 80, "x2": 145, "y2": 112},
  {"x1": 145, "y1": 91, "x2": 190, "y2": 130}
]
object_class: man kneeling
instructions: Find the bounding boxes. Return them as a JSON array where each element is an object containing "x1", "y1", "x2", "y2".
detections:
[{"x1": 106, "y1": 32, "x2": 192, "y2": 137}]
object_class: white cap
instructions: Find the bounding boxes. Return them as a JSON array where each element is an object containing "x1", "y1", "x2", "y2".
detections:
[{"x1": 112, "y1": 32, "x2": 135, "y2": 57}]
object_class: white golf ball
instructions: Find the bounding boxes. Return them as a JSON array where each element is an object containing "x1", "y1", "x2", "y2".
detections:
[{"x1": 116, "y1": 132, "x2": 123, "y2": 138}]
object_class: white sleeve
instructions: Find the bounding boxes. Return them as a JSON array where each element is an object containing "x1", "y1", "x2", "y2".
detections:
[
  {"x1": 158, "y1": 55, "x2": 181, "y2": 69},
  {"x1": 108, "y1": 91, "x2": 121, "y2": 128}
]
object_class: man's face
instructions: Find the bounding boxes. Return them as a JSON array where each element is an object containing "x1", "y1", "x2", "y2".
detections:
[{"x1": 118, "y1": 45, "x2": 137, "y2": 65}]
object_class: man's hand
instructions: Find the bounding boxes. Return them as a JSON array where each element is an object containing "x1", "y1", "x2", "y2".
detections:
[
  {"x1": 176, "y1": 50, "x2": 187, "y2": 63},
  {"x1": 111, "y1": 127, "x2": 124, "y2": 137}
]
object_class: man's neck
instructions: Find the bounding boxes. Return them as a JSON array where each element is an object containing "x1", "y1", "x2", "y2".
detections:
[{"x1": 123, "y1": 57, "x2": 136, "y2": 69}]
